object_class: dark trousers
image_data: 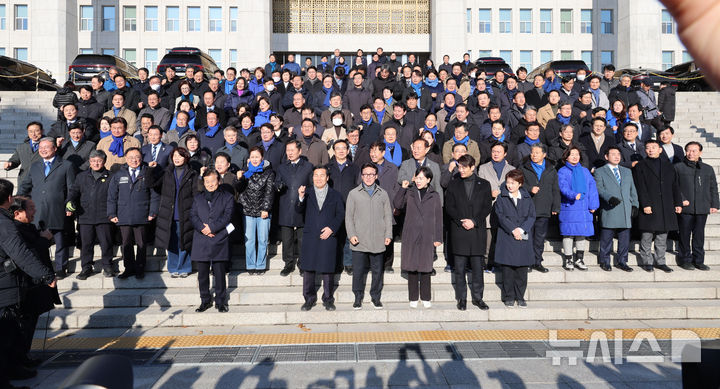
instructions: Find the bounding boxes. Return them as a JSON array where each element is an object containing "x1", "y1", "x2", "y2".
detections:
[
  {"x1": 14, "y1": 314, "x2": 38, "y2": 363},
  {"x1": 453, "y1": 255, "x2": 485, "y2": 302},
  {"x1": 197, "y1": 261, "x2": 227, "y2": 306},
  {"x1": 383, "y1": 237, "x2": 395, "y2": 270},
  {"x1": 119, "y1": 225, "x2": 147, "y2": 273},
  {"x1": 280, "y1": 226, "x2": 303, "y2": 266},
  {"x1": 351, "y1": 251, "x2": 384, "y2": 302},
  {"x1": 79, "y1": 223, "x2": 114, "y2": 272},
  {"x1": 302, "y1": 271, "x2": 335, "y2": 304},
  {"x1": 51, "y1": 229, "x2": 69, "y2": 271},
  {"x1": 678, "y1": 214, "x2": 708, "y2": 265},
  {"x1": 0, "y1": 306, "x2": 21, "y2": 386},
  {"x1": 599, "y1": 228, "x2": 630, "y2": 266},
  {"x1": 486, "y1": 227, "x2": 498, "y2": 267},
  {"x1": 407, "y1": 271, "x2": 431, "y2": 301},
  {"x1": 532, "y1": 217, "x2": 549, "y2": 265},
  {"x1": 501, "y1": 265, "x2": 528, "y2": 304}
]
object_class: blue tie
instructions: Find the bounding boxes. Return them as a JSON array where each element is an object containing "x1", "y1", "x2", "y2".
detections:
[
  {"x1": 44, "y1": 161, "x2": 51, "y2": 176},
  {"x1": 131, "y1": 168, "x2": 137, "y2": 183},
  {"x1": 152, "y1": 145, "x2": 158, "y2": 161},
  {"x1": 31, "y1": 142, "x2": 38, "y2": 153},
  {"x1": 613, "y1": 167, "x2": 621, "y2": 185}
]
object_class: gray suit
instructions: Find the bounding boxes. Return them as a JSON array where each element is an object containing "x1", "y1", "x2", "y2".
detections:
[
  {"x1": 595, "y1": 164, "x2": 639, "y2": 267},
  {"x1": 397, "y1": 158, "x2": 443, "y2": 205},
  {"x1": 7, "y1": 141, "x2": 41, "y2": 185}
]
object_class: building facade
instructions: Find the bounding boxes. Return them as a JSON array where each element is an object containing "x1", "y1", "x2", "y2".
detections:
[{"x1": 0, "y1": 0, "x2": 689, "y2": 81}]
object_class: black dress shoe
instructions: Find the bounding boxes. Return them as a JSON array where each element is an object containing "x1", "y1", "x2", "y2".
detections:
[
  {"x1": 600, "y1": 263, "x2": 612, "y2": 272},
  {"x1": 472, "y1": 300, "x2": 489, "y2": 310},
  {"x1": 531, "y1": 264, "x2": 549, "y2": 273},
  {"x1": 384, "y1": 268, "x2": 394, "y2": 274},
  {"x1": 103, "y1": 269, "x2": 118, "y2": 277},
  {"x1": 117, "y1": 270, "x2": 135, "y2": 279},
  {"x1": 655, "y1": 264, "x2": 673, "y2": 273},
  {"x1": 641, "y1": 265, "x2": 654, "y2": 272},
  {"x1": 135, "y1": 271, "x2": 145, "y2": 279},
  {"x1": 456, "y1": 300, "x2": 467, "y2": 311},
  {"x1": 371, "y1": 299, "x2": 383, "y2": 309},
  {"x1": 301, "y1": 301, "x2": 315, "y2": 311},
  {"x1": 54, "y1": 269, "x2": 67, "y2": 280},
  {"x1": 323, "y1": 301, "x2": 336, "y2": 311},
  {"x1": 8, "y1": 365, "x2": 37, "y2": 380},
  {"x1": 195, "y1": 302, "x2": 213, "y2": 312},
  {"x1": 76, "y1": 268, "x2": 94, "y2": 280},
  {"x1": 679, "y1": 262, "x2": 695, "y2": 270},
  {"x1": 615, "y1": 263, "x2": 633, "y2": 272},
  {"x1": 430, "y1": 269, "x2": 436, "y2": 276},
  {"x1": 280, "y1": 265, "x2": 295, "y2": 277},
  {"x1": 217, "y1": 304, "x2": 229, "y2": 313},
  {"x1": 694, "y1": 263, "x2": 710, "y2": 271},
  {"x1": 344, "y1": 266, "x2": 353, "y2": 275},
  {"x1": 353, "y1": 299, "x2": 362, "y2": 310}
]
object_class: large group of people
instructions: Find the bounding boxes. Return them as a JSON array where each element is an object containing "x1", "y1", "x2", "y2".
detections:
[{"x1": 1, "y1": 46, "x2": 718, "y2": 385}]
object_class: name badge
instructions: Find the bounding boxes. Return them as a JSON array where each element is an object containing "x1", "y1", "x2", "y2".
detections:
[{"x1": 119, "y1": 177, "x2": 129, "y2": 184}]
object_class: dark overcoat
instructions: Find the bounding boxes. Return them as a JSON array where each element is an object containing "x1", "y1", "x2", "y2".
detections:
[
  {"x1": 444, "y1": 175, "x2": 493, "y2": 256},
  {"x1": 393, "y1": 186, "x2": 443, "y2": 272},
  {"x1": 190, "y1": 190, "x2": 235, "y2": 262},
  {"x1": 60, "y1": 138, "x2": 96, "y2": 171},
  {"x1": 66, "y1": 168, "x2": 112, "y2": 225},
  {"x1": 15, "y1": 221, "x2": 60, "y2": 316},
  {"x1": 297, "y1": 187, "x2": 345, "y2": 273},
  {"x1": 275, "y1": 157, "x2": 313, "y2": 227},
  {"x1": 151, "y1": 165, "x2": 199, "y2": 251},
  {"x1": 520, "y1": 159, "x2": 561, "y2": 218},
  {"x1": 18, "y1": 157, "x2": 76, "y2": 230},
  {"x1": 633, "y1": 156, "x2": 683, "y2": 232},
  {"x1": 106, "y1": 165, "x2": 160, "y2": 225},
  {"x1": 493, "y1": 186, "x2": 536, "y2": 267}
]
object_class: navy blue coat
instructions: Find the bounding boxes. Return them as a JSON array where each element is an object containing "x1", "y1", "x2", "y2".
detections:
[
  {"x1": 493, "y1": 187, "x2": 536, "y2": 267},
  {"x1": 297, "y1": 187, "x2": 345, "y2": 273},
  {"x1": 327, "y1": 159, "x2": 360, "y2": 203},
  {"x1": 197, "y1": 126, "x2": 226, "y2": 155},
  {"x1": 190, "y1": 190, "x2": 235, "y2": 262},
  {"x1": 18, "y1": 156, "x2": 76, "y2": 230},
  {"x1": 66, "y1": 168, "x2": 112, "y2": 225},
  {"x1": 106, "y1": 165, "x2": 160, "y2": 225},
  {"x1": 141, "y1": 142, "x2": 173, "y2": 169},
  {"x1": 257, "y1": 138, "x2": 286, "y2": 170},
  {"x1": 275, "y1": 158, "x2": 313, "y2": 227}
]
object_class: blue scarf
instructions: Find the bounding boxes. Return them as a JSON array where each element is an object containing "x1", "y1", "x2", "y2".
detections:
[
  {"x1": 70, "y1": 139, "x2": 79, "y2": 148},
  {"x1": 491, "y1": 160, "x2": 506, "y2": 180},
  {"x1": 262, "y1": 137, "x2": 275, "y2": 150},
  {"x1": 425, "y1": 78, "x2": 439, "y2": 88},
  {"x1": 531, "y1": 160, "x2": 545, "y2": 181},
  {"x1": 410, "y1": 81, "x2": 422, "y2": 97},
  {"x1": 524, "y1": 137, "x2": 541, "y2": 146},
  {"x1": 226, "y1": 142, "x2": 236, "y2": 151},
  {"x1": 241, "y1": 127, "x2": 253, "y2": 138},
  {"x1": 108, "y1": 135, "x2": 125, "y2": 157},
  {"x1": 113, "y1": 107, "x2": 121, "y2": 117},
  {"x1": 176, "y1": 126, "x2": 190, "y2": 137},
  {"x1": 375, "y1": 109, "x2": 385, "y2": 123},
  {"x1": 492, "y1": 134, "x2": 506, "y2": 142},
  {"x1": 424, "y1": 125, "x2": 438, "y2": 140},
  {"x1": 444, "y1": 89, "x2": 458, "y2": 96},
  {"x1": 99, "y1": 130, "x2": 112, "y2": 139},
  {"x1": 557, "y1": 113, "x2": 571, "y2": 125},
  {"x1": 443, "y1": 104, "x2": 456, "y2": 121},
  {"x1": 362, "y1": 118, "x2": 373, "y2": 127},
  {"x1": 505, "y1": 88, "x2": 517, "y2": 103},
  {"x1": 205, "y1": 124, "x2": 221, "y2": 138},
  {"x1": 453, "y1": 135, "x2": 469, "y2": 146},
  {"x1": 268, "y1": 62, "x2": 277, "y2": 72},
  {"x1": 385, "y1": 97, "x2": 394, "y2": 106},
  {"x1": 565, "y1": 161, "x2": 587, "y2": 200},
  {"x1": 243, "y1": 160, "x2": 264, "y2": 179},
  {"x1": 322, "y1": 86, "x2": 334, "y2": 107},
  {"x1": 591, "y1": 88, "x2": 601, "y2": 105},
  {"x1": 384, "y1": 140, "x2": 402, "y2": 167}
]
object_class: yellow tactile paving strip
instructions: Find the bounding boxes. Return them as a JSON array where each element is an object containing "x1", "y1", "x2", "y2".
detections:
[{"x1": 31, "y1": 327, "x2": 720, "y2": 351}]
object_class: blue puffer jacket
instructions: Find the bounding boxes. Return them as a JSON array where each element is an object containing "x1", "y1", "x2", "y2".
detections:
[{"x1": 557, "y1": 164, "x2": 599, "y2": 236}]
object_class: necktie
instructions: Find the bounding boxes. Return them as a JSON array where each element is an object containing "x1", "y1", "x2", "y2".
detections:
[
  {"x1": 131, "y1": 168, "x2": 137, "y2": 183},
  {"x1": 613, "y1": 167, "x2": 621, "y2": 185},
  {"x1": 152, "y1": 145, "x2": 158, "y2": 161},
  {"x1": 630, "y1": 143, "x2": 636, "y2": 152},
  {"x1": 31, "y1": 142, "x2": 38, "y2": 153},
  {"x1": 44, "y1": 161, "x2": 51, "y2": 176}
]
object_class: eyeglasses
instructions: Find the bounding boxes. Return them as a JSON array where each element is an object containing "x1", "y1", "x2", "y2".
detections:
[{"x1": 361, "y1": 173, "x2": 377, "y2": 177}]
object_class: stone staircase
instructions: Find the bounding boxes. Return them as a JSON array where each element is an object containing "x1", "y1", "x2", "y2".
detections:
[{"x1": 2, "y1": 92, "x2": 720, "y2": 331}]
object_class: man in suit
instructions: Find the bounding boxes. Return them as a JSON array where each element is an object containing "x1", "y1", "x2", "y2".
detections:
[
  {"x1": 658, "y1": 126, "x2": 684, "y2": 164},
  {"x1": 617, "y1": 123, "x2": 646, "y2": 169},
  {"x1": 141, "y1": 126, "x2": 173, "y2": 169},
  {"x1": 619, "y1": 104, "x2": 653, "y2": 144},
  {"x1": 136, "y1": 91, "x2": 172, "y2": 131},
  {"x1": 195, "y1": 90, "x2": 227, "y2": 130},
  {"x1": 595, "y1": 146, "x2": 638, "y2": 272},
  {"x1": 60, "y1": 122, "x2": 96, "y2": 172},
  {"x1": 107, "y1": 147, "x2": 159, "y2": 279},
  {"x1": 4, "y1": 121, "x2": 43, "y2": 185},
  {"x1": 579, "y1": 118, "x2": 616, "y2": 171},
  {"x1": 17, "y1": 137, "x2": 76, "y2": 278},
  {"x1": 214, "y1": 126, "x2": 249, "y2": 173},
  {"x1": 397, "y1": 138, "x2": 443, "y2": 205},
  {"x1": 328, "y1": 140, "x2": 361, "y2": 274},
  {"x1": 357, "y1": 104, "x2": 383, "y2": 147}
]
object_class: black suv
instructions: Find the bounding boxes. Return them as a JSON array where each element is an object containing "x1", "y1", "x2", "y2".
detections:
[
  {"x1": 474, "y1": 57, "x2": 515, "y2": 79},
  {"x1": 0, "y1": 55, "x2": 58, "y2": 91},
  {"x1": 529, "y1": 60, "x2": 590, "y2": 79},
  {"x1": 157, "y1": 47, "x2": 219, "y2": 78},
  {"x1": 68, "y1": 54, "x2": 138, "y2": 86}
]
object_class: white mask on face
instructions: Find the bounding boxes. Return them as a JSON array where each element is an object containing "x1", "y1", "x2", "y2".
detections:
[
  {"x1": 272, "y1": 76, "x2": 281, "y2": 83},
  {"x1": 150, "y1": 84, "x2": 161, "y2": 91},
  {"x1": 469, "y1": 72, "x2": 476, "y2": 79},
  {"x1": 577, "y1": 74, "x2": 586, "y2": 81},
  {"x1": 266, "y1": 84, "x2": 275, "y2": 92},
  {"x1": 332, "y1": 118, "x2": 343, "y2": 127}
]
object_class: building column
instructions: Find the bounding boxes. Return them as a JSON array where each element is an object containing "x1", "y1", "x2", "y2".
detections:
[
  {"x1": 430, "y1": 0, "x2": 465, "y2": 64},
  {"x1": 30, "y1": 0, "x2": 77, "y2": 82},
  {"x1": 239, "y1": 1, "x2": 272, "y2": 69}
]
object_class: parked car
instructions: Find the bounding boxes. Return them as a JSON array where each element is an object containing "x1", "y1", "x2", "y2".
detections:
[
  {"x1": 474, "y1": 57, "x2": 515, "y2": 79},
  {"x1": 529, "y1": 60, "x2": 590, "y2": 80},
  {"x1": 68, "y1": 54, "x2": 138, "y2": 86},
  {"x1": 157, "y1": 47, "x2": 219, "y2": 79},
  {"x1": 0, "y1": 56, "x2": 58, "y2": 91},
  {"x1": 616, "y1": 61, "x2": 713, "y2": 92}
]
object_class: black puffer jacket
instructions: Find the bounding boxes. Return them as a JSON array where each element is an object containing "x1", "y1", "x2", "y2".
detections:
[
  {"x1": 150, "y1": 165, "x2": 199, "y2": 251},
  {"x1": 237, "y1": 160, "x2": 275, "y2": 217},
  {"x1": 66, "y1": 168, "x2": 112, "y2": 225},
  {"x1": 675, "y1": 157, "x2": 720, "y2": 215}
]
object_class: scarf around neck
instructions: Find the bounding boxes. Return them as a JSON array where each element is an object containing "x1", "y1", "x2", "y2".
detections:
[
  {"x1": 531, "y1": 160, "x2": 545, "y2": 181},
  {"x1": 108, "y1": 135, "x2": 125, "y2": 157},
  {"x1": 384, "y1": 140, "x2": 402, "y2": 167},
  {"x1": 243, "y1": 160, "x2": 264, "y2": 179},
  {"x1": 565, "y1": 161, "x2": 587, "y2": 200}
]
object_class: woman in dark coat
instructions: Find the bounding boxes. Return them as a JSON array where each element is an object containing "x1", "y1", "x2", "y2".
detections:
[
  {"x1": 185, "y1": 134, "x2": 211, "y2": 173},
  {"x1": 224, "y1": 77, "x2": 255, "y2": 118},
  {"x1": 150, "y1": 147, "x2": 199, "y2": 277},
  {"x1": 10, "y1": 196, "x2": 60, "y2": 366},
  {"x1": 296, "y1": 166, "x2": 345, "y2": 311},
  {"x1": 191, "y1": 168, "x2": 235, "y2": 313},
  {"x1": 494, "y1": 169, "x2": 536, "y2": 308},
  {"x1": 394, "y1": 167, "x2": 443, "y2": 309},
  {"x1": 420, "y1": 130, "x2": 443, "y2": 166}
]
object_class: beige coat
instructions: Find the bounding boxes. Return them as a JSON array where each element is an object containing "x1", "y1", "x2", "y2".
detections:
[
  {"x1": 537, "y1": 103, "x2": 557, "y2": 129},
  {"x1": 96, "y1": 135, "x2": 142, "y2": 170},
  {"x1": 442, "y1": 139, "x2": 482, "y2": 165},
  {"x1": 104, "y1": 107, "x2": 138, "y2": 135},
  {"x1": 321, "y1": 127, "x2": 348, "y2": 158}
]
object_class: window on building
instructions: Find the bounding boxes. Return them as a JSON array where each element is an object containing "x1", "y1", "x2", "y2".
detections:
[
  {"x1": 520, "y1": 9, "x2": 532, "y2": 34},
  {"x1": 14, "y1": 47, "x2": 27, "y2": 61},
  {"x1": 229, "y1": 49, "x2": 237, "y2": 68},
  {"x1": 465, "y1": 8, "x2": 471, "y2": 33},
  {"x1": 682, "y1": 51, "x2": 692, "y2": 63},
  {"x1": 499, "y1": 9, "x2": 511, "y2": 33},
  {"x1": 601, "y1": 51, "x2": 614, "y2": 68},
  {"x1": 145, "y1": 49, "x2": 158, "y2": 70},
  {"x1": 561, "y1": 50, "x2": 573, "y2": 60},
  {"x1": 540, "y1": 50, "x2": 553, "y2": 64},
  {"x1": 188, "y1": 7, "x2": 200, "y2": 32},
  {"x1": 0, "y1": 5, "x2": 5, "y2": 30},
  {"x1": 560, "y1": 9, "x2": 572, "y2": 34},
  {"x1": 102, "y1": 6, "x2": 115, "y2": 31},
  {"x1": 144, "y1": 6, "x2": 158, "y2": 31},
  {"x1": 661, "y1": 10, "x2": 673, "y2": 34},
  {"x1": 80, "y1": 5, "x2": 93, "y2": 31},
  {"x1": 580, "y1": 9, "x2": 591, "y2": 34},
  {"x1": 208, "y1": 49, "x2": 222, "y2": 68},
  {"x1": 79, "y1": 48, "x2": 93, "y2": 54},
  {"x1": 102, "y1": 48, "x2": 115, "y2": 56},
  {"x1": 0, "y1": 48, "x2": 5, "y2": 56},
  {"x1": 478, "y1": 9, "x2": 491, "y2": 33},
  {"x1": 519, "y1": 50, "x2": 532, "y2": 70},
  {"x1": 499, "y1": 50, "x2": 512, "y2": 68},
  {"x1": 123, "y1": 6, "x2": 136, "y2": 31},
  {"x1": 581, "y1": 51, "x2": 592, "y2": 71},
  {"x1": 123, "y1": 49, "x2": 136, "y2": 66},
  {"x1": 601, "y1": 9, "x2": 613, "y2": 34},
  {"x1": 166, "y1": 6, "x2": 179, "y2": 32},
  {"x1": 467, "y1": 50, "x2": 472, "y2": 60},
  {"x1": 478, "y1": 50, "x2": 491, "y2": 58},
  {"x1": 209, "y1": 7, "x2": 222, "y2": 31},
  {"x1": 14, "y1": 5, "x2": 28, "y2": 30},
  {"x1": 540, "y1": 9, "x2": 551, "y2": 34},
  {"x1": 662, "y1": 51, "x2": 674, "y2": 70},
  {"x1": 229, "y1": 7, "x2": 238, "y2": 32}
]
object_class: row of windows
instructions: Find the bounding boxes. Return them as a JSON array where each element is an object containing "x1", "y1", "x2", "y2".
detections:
[
  {"x1": 465, "y1": 8, "x2": 613, "y2": 35},
  {"x1": 0, "y1": 47, "x2": 27, "y2": 60},
  {"x1": 0, "y1": 4, "x2": 28, "y2": 30},
  {"x1": 78, "y1": 5, "x2": 238, "y2": 33}
]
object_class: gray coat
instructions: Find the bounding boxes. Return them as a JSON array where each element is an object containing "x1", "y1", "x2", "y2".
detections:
[
  {"x1": 595, "y1": 164, "x2": 639, "y2": 229},
  {"x1": 393, "y1": 186, "x2": 443, "y2": 272},
  {"x1": 345, "y1": 184, "x2": 393, "y2": 254},
  {"x1": 18, "y1": 157, "x2": 76, "y2": 230},
  {"x1": 137, "y1": 105, "x2": 172, "y2": 131},
  {"x1": 7, "y1": 141, "x2": 41, "y2": 185},
  {"x1": 397, "y1": 158, "x2": 443, "y2": 205},
  {"x1": 477, "y1": 160, "x2": 515, "y2": 228}
]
